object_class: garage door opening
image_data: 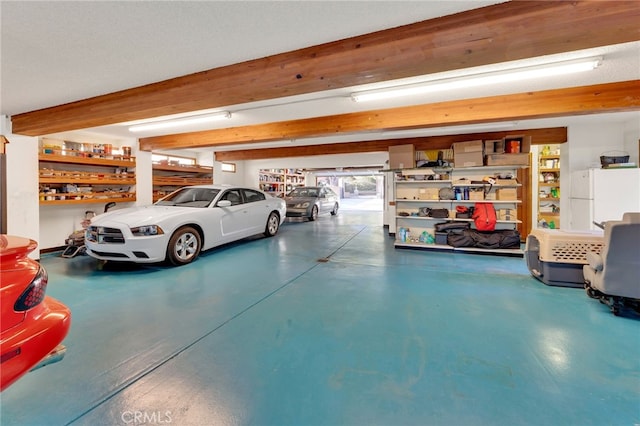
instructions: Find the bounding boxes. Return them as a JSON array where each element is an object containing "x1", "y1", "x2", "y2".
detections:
[{"x1": 315, "y1": 171, "x2": 383, "y2": 211}]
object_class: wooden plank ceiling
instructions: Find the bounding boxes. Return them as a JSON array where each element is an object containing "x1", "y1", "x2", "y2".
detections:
[{"x1": 10, "y1": 0, "x2": 640, "y2": 140}]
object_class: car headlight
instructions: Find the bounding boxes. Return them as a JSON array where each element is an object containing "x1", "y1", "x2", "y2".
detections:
[
  {"x1": 294, "y1": 202, "x2": 310, "y2": 208},
  {"x1": 130, "y1": 225, "x2": 164, "y2": 236}
]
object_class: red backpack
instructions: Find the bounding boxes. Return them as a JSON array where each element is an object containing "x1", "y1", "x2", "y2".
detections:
[{"x1": 472, "y1": 202, "x2": 497, "y2": 231}]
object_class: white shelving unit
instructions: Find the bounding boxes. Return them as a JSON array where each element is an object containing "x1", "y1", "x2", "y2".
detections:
[
  {"x1": 258, "y1": 169, "x2": 305, "y2": 196},
  {"x1": 392, "y1": 166, "x2": 525, "y2": 256}
]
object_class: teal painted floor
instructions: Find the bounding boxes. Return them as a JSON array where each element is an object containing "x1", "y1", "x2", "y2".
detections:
[{"x1": 1, "y1": 205, "x2": 639, "y2": 426}]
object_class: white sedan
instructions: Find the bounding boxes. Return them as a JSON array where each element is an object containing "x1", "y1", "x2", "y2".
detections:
[{"x1": 85, "y1": 185, "x2": 286, "y2": 266}]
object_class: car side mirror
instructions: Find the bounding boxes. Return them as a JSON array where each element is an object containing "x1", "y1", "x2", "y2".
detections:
[{"x1": 217, "y1": 200, "x2": 232, "y2": 207}]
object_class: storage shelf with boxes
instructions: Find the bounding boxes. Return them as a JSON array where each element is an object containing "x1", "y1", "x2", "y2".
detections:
[{"x1": 392, "y1": 165, "x2": 525, "y2": 256}]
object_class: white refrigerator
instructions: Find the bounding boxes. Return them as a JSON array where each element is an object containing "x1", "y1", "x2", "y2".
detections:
[{"x1": 569, "y1": 168, "x2": 640, "y2": 230}]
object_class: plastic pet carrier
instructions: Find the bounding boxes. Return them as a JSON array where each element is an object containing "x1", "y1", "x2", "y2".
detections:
[{"x1": 525, "y1": 229, "x2": 604, "y2": 288}]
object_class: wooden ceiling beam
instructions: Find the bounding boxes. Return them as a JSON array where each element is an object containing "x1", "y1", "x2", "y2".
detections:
[
  {"x1": 140, "y1": 81, "x2": 639, "y2": 151},
  {"x1": 214, "y1": 127, "x2": 568, "y2": 161},
  {"x1": 11, "y1": 0, "x2": 640, "y2": 136}
]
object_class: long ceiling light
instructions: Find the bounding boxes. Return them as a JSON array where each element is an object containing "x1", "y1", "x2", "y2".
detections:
[
  {"x1": 351, "y1": 57, "x2": 603, "y2": 102},
  {"x1": 128, "y1": 111, "x2": 231, "y2": 133}
]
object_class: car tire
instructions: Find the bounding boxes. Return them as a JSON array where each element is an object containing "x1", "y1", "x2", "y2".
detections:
[
  {"x1": 166, "y1": 226, "x2": 201, "y2": 265},
  {"x1": 309, "y1": 205, "x2": 318, "y2": 221},
  {"x1": 330, "y1": 203, "x2": 339, "y2": 216},
  {"x1": 264, "y1": 212, "x2": 280, "y2": 237}
]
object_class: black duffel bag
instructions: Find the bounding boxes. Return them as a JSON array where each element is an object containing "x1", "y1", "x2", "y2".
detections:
[
  {"x1": 447, "y1": 229, "x2": 475, "y2": 247},
  {"x1": 434, "y1": 221, "x2": 471, "y2": 232},
  {"x1": 418, "y1": 207, "x2": 450, "y2": 218},
  {"x1": 499, "y1": 230, "x2": 521, "y2": 248},
  {"x1": 429, "y1": 208, "x2": 450, "y2": 218},
  {"x1": 470, "y1": 230, "x2": 502, "y2": 249}
]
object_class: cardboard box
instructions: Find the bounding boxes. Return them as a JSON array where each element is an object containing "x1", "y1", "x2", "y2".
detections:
[
  {"x1": 418, "y1": 188, "x2": 440, "y2": 200},
  {"x1": 484, "y1": 139, "x2": 504, "y2": 154},
  {"x1": 485, "y1": 153, "x2": 530, "y2": 166},
  {"x1": 497, "y1": 208, "x2": 518, "y2": 221},
  {"x1": 453, "y1": 140, "x2": 483, "y2": 168},
  {"x1": 502, "y1": 135, "x2": 532, "y2": 153},
  {"x1": 499, "y1": 208, "x2": 517, "y2": 216},
  {"x1": 469, "y1": 190, "x2": 485, "y2": 200},
  {"x1": 496, "y1": 178, "x2": 518, "y2": 185},
  {"x1": 497, "y1": 188, "x2": 518, "y2": 200},
  {"x1": 389, "y1": 144, "x2": 415, "y2": 169}
]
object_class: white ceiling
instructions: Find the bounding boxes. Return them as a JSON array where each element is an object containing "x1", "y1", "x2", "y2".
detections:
[{"x1": 2, "y1": 1, "x2": 639, "y2": 152}]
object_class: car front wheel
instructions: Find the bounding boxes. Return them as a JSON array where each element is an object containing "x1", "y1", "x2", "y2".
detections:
[
  {"x1": 330, "y1": 203, "x2": 339, "y2": 216},
  {"x1": 309, "y1": 205, "x2": 318, "y2": 221},
  {"x1": 167, "y1": 226, "x2": 201, "y2": 265},
  {"x1": 264, "y1": 212, "x2": 280, "y2": 237}
]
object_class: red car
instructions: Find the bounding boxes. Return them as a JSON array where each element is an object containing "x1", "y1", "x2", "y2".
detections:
[{"x1": 0, "y1": 235, "x2": 71, "y2": 391}]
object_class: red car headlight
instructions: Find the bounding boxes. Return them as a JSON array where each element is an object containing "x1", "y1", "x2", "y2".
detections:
[{"x1": 14, "y1": 266, "x2": 48, "y2": 311}]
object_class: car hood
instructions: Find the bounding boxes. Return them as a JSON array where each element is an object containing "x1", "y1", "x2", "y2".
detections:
[{"x1": 90, "y1": 205, "x2": 204, "y2": 227}]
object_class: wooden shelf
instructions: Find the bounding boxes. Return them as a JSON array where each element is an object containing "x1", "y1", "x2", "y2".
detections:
[
  {"x1": 153, "y1": 176, "x2": 212, "y2": 186},
  {"x1": 538, "y1": 145, "x2": 561, "y2": 229},
  {"x1": 40, "y1": 195, "x2": 136, "y2": 205},
  {"x1": 152, "y1": 157, "x2": 213, "y2": 199},
  {"x1": 39, "y1": 153, "x2": 135, "y2": 167},
  {"x1": 152, "y1": 164, "x2": 212, "y2": 174},
  {"x1": 40, "y1": 178, "x2": 135, "y2": 185},
  {"x1": 39, "y1": 151, "x2": 136, "y2": 206}
]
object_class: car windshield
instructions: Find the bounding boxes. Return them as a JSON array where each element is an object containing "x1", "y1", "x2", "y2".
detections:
[
  {"x1": 155, "y1": 188, "x2": 220, "y2": 207},
  {"x1": 288, "y1": 188, "x2": 318, "y2": 198}
]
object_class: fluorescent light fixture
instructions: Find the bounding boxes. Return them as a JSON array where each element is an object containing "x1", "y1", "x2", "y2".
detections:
[
  {"x1": 351, "y1": 57, "x2": 603, "y2": 102},
  {"x1": 129, "y1": 111, "x2": 231, "y2": 133},
  {"x1": 382, "y1": 121, "x2": 519, "y2": 138}
]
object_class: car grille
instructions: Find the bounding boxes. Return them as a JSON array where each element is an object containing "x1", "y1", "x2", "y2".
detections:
[
  {"x1": 88, "y1": 250, "x2": 129, "y2": 258},
  {"x1": 86, "y1": 226, "x2": 125, "y2": 244}
]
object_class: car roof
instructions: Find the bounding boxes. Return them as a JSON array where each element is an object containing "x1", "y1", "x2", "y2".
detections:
[{"x1": 183, "y1": 184, "x2": 260, "y2": 191}]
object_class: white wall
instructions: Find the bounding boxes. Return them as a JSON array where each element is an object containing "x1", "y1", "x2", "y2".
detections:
[
  {"x1": 212, "y1": 154, "x2": 245, "y2": 186},
  {"x1": 566, "y1": 122, "x2": 627, "y2": 171},
  {"x1": 623, "y1": 118, "x2": 640, "y2": 163},
  {"x1": 563, "y1": 119, "x2": 639, "y2": 230},
  {"x1": 2, "y1": 115, "x2": 41, "y2": 258}
]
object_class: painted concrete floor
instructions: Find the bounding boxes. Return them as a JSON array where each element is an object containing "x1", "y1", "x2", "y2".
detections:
[{"x1": 1, "y1": 205, "x2": 639, "y2": 426}]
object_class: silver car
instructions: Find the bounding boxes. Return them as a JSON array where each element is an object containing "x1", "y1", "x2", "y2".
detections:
[{"x1": 284, "y1": 186, "x2": 339, "y2": 221}]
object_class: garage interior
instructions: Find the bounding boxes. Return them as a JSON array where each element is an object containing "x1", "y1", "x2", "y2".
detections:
[{"x1": 1, "y1": 1, "x2": 640, "y2": 425}]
